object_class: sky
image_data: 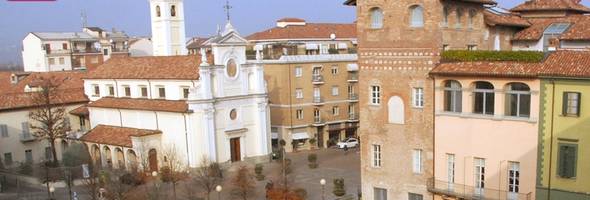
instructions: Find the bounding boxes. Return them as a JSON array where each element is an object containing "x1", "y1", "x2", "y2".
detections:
[{"x1": 0, "y1": 0, "x2": 587, "y2": 65}]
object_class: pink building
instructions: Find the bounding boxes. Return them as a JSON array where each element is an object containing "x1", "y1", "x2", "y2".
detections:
[{"x1": 429, "y1": 62, "x2": 540, "y2": 200}]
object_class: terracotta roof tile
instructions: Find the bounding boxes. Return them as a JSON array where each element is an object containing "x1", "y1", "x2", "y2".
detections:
[
  {"x1": 484, "y1": 10, "x2": 531, "y2": 27},
  {"x1": 186, "y1": 37, "x2": 210, "y2": 49},
  {"x1": 559, "y1": 15, "x2": 590, "y2": 40},
  {"x1": 512, "y1": 15, "x2": 590, "y2": 41},
  {"x1": 277, "y1": 18, "x2": 306, "y2": 23},
  {"x1": 510, "y1": 0, "x2": 590, "y2": 13},
  {"x1": 537, "y1": 50, "x2": 590, "y2": 78},
  {"x1": 0, "y1": 88, "x2": 89, "y2": 112},
  {"x1": 87, "y1": 97, "x2": 190, "y2": 113},
  {"x1": 81, "y1": 125, "x2": 161, "y2": 147},
  {"x1": 85, "y1": 56, "x2": 200, "y2": 80},
  {"x1": 246, "y1": 23, "x2": 356, "y2": 41},
  {"x1": 69, "y1": 105, "x2": 89, "y2": 116}
]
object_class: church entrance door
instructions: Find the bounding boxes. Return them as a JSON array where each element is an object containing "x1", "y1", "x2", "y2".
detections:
[
  {"x1": 148, "y1": 149, "x2": 158, "y2": 172},
  {"x1": 230, "y1": 138, "x2": 241, "y2": 162}
]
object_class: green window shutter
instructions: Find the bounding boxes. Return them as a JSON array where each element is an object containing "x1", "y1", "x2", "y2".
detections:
[
  {"x1": 568, "y1": 145, "x2": 578, "y2": 178},
  {"x1": 562, "y1": 92, "x2": 568, "y2": 115},
  {"x1": 558, "y1": 145, "x2": 568, "y2": 177},
  {"x1": 577, "y1": 92, "x2": 581, "y2": 116}
]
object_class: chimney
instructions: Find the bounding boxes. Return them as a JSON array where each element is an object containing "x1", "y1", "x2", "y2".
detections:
[{"x1": 547, "y1": 38, "x2": 560, "y2": 51}]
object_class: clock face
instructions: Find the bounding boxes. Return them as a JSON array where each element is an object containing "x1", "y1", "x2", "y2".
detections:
[{"x1": 226, "y1": 59, "x2": 238, "y2": 78}]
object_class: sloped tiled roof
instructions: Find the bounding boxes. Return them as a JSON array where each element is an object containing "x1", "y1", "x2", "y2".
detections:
[
  {"x1": 0, "y1": 88, "x2": 88, "y2": 112},
  {"x1": 537, "y1": 50, "x2": 590, "y2": 78},
  {"x1": 246, "y1": 23, "x2": 356, "y2": 41},
  {"x1": 277, "y1": 18, "x2": 306, "y2": 22},
  {"x1": 69, "y1": 105, "x2": 89, "y2": 116},
  {"x1": 186, "y1": 37, "x2": 210, "y2": 49},
  {"x1": 81, "y1": 125, "x2": 161, "y2": 147},
  {"x1": 512, "y1": 15, "x2": 590, "y2": 41},
  {"x1": 484, "y1": 10, "x2": 531, "y2": 27},
  {"x1": 510, "y1": 0, "x2": 590, "y2": 13},
  {"x1": 85, "y1": 56, "x2": 200, "y2": 80},
  {"x1": 87, "y1": 97, "x2": 190, "y2": 113},
  {"x1": 345, "y1": 0, "x2": 495, "y2": 5},
  {"x1": 32, "y1": 32, "x2": 96, "y2": 41}
]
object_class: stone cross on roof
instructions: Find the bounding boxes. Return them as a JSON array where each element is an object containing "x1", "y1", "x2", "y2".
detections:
[{"x1": 223, "y1": 0, "x2": 232, "y2": 22}]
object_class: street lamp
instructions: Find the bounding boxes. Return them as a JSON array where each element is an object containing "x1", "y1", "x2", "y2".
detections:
[
  {"x1": 320, "y1": 179, "x2": 326, "y2": 200},
  {"x1": 49, "y1": 186, "x2": 55, "y2": 200},
  {"x1": 215, "y1": 185, "x2": 223, "y2": 200}
]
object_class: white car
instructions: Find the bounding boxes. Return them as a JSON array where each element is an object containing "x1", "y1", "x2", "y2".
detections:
[{"x1": 336, "y1": 138, "x2": 358, "y2": 149}]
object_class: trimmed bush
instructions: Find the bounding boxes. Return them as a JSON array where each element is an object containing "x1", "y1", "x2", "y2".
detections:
[
  {"x1": 333, "y1": 178, "x2": 346, "y2": 197},
  {"x1": 307, "y1": 153, "x2": 318, "y2": 169},
  {"x1": 254, "y1": 164, "x2": 265, "y2": 181},
  {"x1": 441, "y1": 50, "x2": 545, "y2": 63}
]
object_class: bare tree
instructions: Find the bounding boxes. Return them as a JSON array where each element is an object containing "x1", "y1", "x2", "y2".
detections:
[
  {"x1": 231, "y1": 165, "x2": 256, "y2": 200},
  {"x1": 191, "y1": 156, "x2": 223, "y2": 200},
  {"x1": 28, "y1": 76, "x2": 70, "y2": 166},
  {"x1": 160, "y1": 147, "x2": 188, "y2": 200},
  {"x1": 103, "y1": 170, "x2": 135, "y2": 200},
  {"x1": 81, "y1": 164, "x2": 101, "y2": 200}
]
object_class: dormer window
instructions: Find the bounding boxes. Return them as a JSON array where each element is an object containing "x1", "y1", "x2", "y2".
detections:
[
  {"x1": 171, "y1": 5, "x2": 176, "y2": 17},
  {"x1": 156, "y1": 5, "x2": 161, "y2": 17}
]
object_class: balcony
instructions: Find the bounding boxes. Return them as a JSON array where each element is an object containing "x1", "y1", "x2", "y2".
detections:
[
  {"x1": 312, "y1": 96, "x2": 324, "y2": 105},
  {"x1": 45, "y1": 49, "x2": 71, "y2": 55},
  {"x1": 20, "y1": 133, "x2": 35, "y2": 142},
  {"x1": 313, "y1": 116, "x2": 325, "y2": 126},
  {"x1": 427, "y1": 178, "x2": 532, "y2": 200},
  {"x1": 111, "y1": 48, "x2": 129, "y2": 54},
  {"x1": 312, "y1": 75, "x2": 324, "y2": 84},
  {"x1": 72, "y1": 48, "x2": 101, "y2": 54},
  {"x1": 347, "y1": 73, "x2": 358, "y2": 82},
  {"x1": 348, "y1": 93, "x2": 359, "y2": 101},
  {"x1": 348, "y1": 113, "x2": 359, "y2": 122}
]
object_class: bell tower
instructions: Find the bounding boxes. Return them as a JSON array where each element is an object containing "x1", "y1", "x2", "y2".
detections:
[{"x1": 149, "y1": 0, "x2": 187, "y2": 56}]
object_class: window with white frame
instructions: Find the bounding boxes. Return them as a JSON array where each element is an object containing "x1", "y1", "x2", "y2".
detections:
[
  {"x1": 408, "y1": 193, "x2": 423, "y2": 200},
  {"x1": 181, "y1": 86, "x2": 190, "y2": 99},
  {"x1": 413, "y1": 87, "x2": 424, "y2": 108},
  {"x1": 58, "y1": 57, "x2": 65, "y2": 65},
  {"x1": 25, "y1": 149, "x2": 33, "y2": 163},
  {"x1": 447, "y1": 154, "x2": 455, "y2": 184},
  {"x1": 474, "y1": 158, "x2": 486, "y2": 196},
  {"x1": 331, "y1": 66, "x2": 339, "y2": 75},
  {"x1": 563, "y1": 92, "x2": 581, "y2": 116},
  {"x1": 157, "y1": 86, "x2": 166, "y2": 98},
  {"x1": 506, "y1": 83, "x2": 531, "y2": 118},
  {"x1": 296, "y1": 88, "x2": 303, "y2": 99},
  {"x1": 370, "y1": 7, "x2": 384, "y2": 29},
  {"x1": 123, "y1": 85, "x2": 131, "y2": 97},
  {"x1": 332, "y1": 106, "x2": 340, "y2": 116},
  {"x1": 48, "y1": 58, "x2": 55, "y2": 65},
  {"x1": 140, "y1": 85, "x2": 148, "y2": 98},
  {"x1": 371, "y1": 85, "x2": 381, "y2": 105},
  {"x1": 508, "y1": 162, "x2": 520, "y2": 195},
  {"x1": 412, "y1": 149, "x2": 422, "y2": 174},
  {"x1": 332, "y1": 86, "x2": 339, "y2": 96},
  {"x1": 374, "y1": 187, "x2": 387, "y2": 200},
  {"x1": 295, "y1": 67, "x2": 302, "y2": 77},
  {"x1": 0, "y1": 124, "x2": 8, "y2": 137},
  {"x1": 296, "y1": 109, "x2": 304, "y2": 120},
  {"x1": 467, "y1": 45, "x2": 478, "y2": 50},
  {"x1": 444, "y1": 80, "x2": 462, "y2": 112},
  {"x1": 473, "y1": 81, "x2": 494, "y2": 115},
  {"x1": 409, "y1": 5, "x2": 424, "y2": 27},
  {"x1": 92, "y1": 84, "x2": 100, "y2": 97},
  {"x1": 373, "y1": 144, "x2": 382, "y2": 167},
  {"x1": 107, "y1": 85, "x2": 115, "y2": 96}
]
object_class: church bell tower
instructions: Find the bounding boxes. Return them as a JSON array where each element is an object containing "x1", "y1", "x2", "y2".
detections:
[{"x1": 149, "y1": 0, "x2": 188, "y2": 56}]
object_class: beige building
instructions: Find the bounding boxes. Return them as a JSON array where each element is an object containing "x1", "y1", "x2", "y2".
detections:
[
  {"x1": 0, "y1": 71, "x2": 89, "y2": 168},
  {"x1": 262, "y1": 54, "x2": 359, "y2": 152}
]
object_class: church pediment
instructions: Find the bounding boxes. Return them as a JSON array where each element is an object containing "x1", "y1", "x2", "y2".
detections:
[{"x1": 217, "y1": 32, "x2": 248, "y2": 45}]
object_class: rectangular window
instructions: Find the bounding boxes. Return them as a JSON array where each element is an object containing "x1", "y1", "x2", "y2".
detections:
[
  {"x1": 123, "y1": 85, "x2": 131, "y2": 97},
  {"x1": 412, "y1": 149, "x2": 422, "y2": 174},
  {"x1": 563, "y1": 92, "x2": 581, "y2": 116},
  {"x1": 447, "y1": 154, "x2": 455, "y2": 184},
  {"x1": 474, "y1": 87, "x2": 494, "y2": 115},
  {"x1": 157, "y1": 86, "x2": 166, "y2": 98},
  {"x1": 3, "y1": 153, "x2": 12, "y2": 166},
  {"x1": 295, "y1": 67, "x2": 302, "y2": 77},
  {"x1": 107, "y1": 85, "x2": 115, "y2": 96},
  {"x1": 467, "y1": 45, "x2": 477, "y2": 51},
  {"x1": 181, "y1": 87, "x2": 190, "y2": 99},
  {"x1": 558, "y1": 143, "x2": 577, "y2": 178},
  {"x1": 508, "y1": 162, "x2": 520, "y2": 194},
  {"x1": 444, "y1": 81, "x2": 462, "y2": 112},
  {"x1": 45, "y1": 147, "x2": 52, "y2": 161},
  {"x1": 92, "y1": 84, "x2": 100, "y2": 97},
  {"x1": 21, "y1": 122, "x2": 30, "y2": 138},
  {"x1": 413, "y1": 87, "x2": 424, "y2": 108},
  {"x1": 295, "y1": 89, "x2": 303, "y2": 99},
  {"x1": 373, "y1": 144, "x2": 381, "y2": 167},
  {"x1": 474, "y1": 158, "x2": 486, "y2": 196},
  {"x1": 103, "y1": 49, "x2": 109, "y2": 55},
  {"x1": 331, "y1": 66, "x2": 339, "y2": 75},
  {"x1": 371, "y1": 86, "x2": 381, "y2": 105},
  {"x1": 408, "y1": 193, "x2": 423, "y2": 200},
  {"x1": 62, "y1": 43, "x2": 68, "y2": 50},
  {"x1": 332, "y1": 86, "x2": 339, "y2": 96},
  {"x1": 443, "y1": 44, "x2": 450, "y2": 51},
  {"x1": 332, "y1": 106, "x2": 340, "y2": 116},
  {"x1": 0, "y1": 124, "x2": 8, "y2": 137},
  {"x1": 48, "y1": 58, "x2": 55, "y2": 65},
  {"x1": 25, "y1": 149, "x2": 33, "y2": 163},
  {"x1": 140, "y1": 86, "x2": 148, "y2": 97},
  {"x1": 59, "y1": 57, "x2": 65, "y2": 65},
  {"x1": 374, "y1": 187, "x2": 387, "y2": 200},
  {"x1": 296, "y1": 109, "x2": 303, "y2": 120}
]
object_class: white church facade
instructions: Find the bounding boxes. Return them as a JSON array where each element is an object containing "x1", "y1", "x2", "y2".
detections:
[{"x1": 79, "y1": 0, "x2": 271, "y2": 171}]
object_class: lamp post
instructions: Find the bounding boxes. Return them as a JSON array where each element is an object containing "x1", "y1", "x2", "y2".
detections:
[
  {"x1": 320, "y1": 178, "x2": 326, "y2": 200},
  {"x1": 215, "y1": 185, "x2": 223, "y2": 200},
  {"x1": 152, "y1": 171, "x2": 159, "y2": 198},
  {"x1": 49, "y1": 186, "x2": 55, "y2": 200}
]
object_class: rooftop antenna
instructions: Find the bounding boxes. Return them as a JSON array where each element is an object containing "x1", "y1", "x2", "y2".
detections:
[
  {"x1": 81, "y1": 10, "x2": 88, "y2": 28},
  {"x1": 223, "y1": 0, "x2": 232, "y2": 22}
]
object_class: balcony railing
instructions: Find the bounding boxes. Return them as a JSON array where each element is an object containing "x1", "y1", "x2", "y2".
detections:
[
  {"x1": 313, "y1": 97, "x2": 324, "y2": 105},
  {"x1": 313, "y1": 116, "x2": 325, "y2": 125},
  {"x1": 312, "y1": 75, "x2": 324, "y2": 84},
  {"x1": 427, "y1": 178, "x2": 531, "y2": 200},
  {"x1": 348, "y1": 113, "x2": 359, "y2": 121},
  {"x1": 45, "y1": 49, "x2": 71, "y2": 55},
  {"x1": 111, "y1": 48, "x2": 129, "y2": 53},
  {"x1": 348, "y1": 73, "x2": 358, "y2": 82},
  {"x1": 20, "y1": 133, "x2": 35, "y2": 142},
  {"x1": 348, "y1": 93, "x2": 358, "y2": 101},
  {"x1": 72, "y1": 48, "x2": 101, "y2": 54}
]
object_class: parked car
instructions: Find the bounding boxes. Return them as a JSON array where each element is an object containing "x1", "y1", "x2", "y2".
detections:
[{"x1": 336, "y1": 138, "x2": 358, "y2": 149}]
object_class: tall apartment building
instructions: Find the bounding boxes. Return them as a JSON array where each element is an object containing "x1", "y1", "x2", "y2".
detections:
[
  {"x1": 243, "y1": 19, "x2": 359, "y2": 152},
  {"x1": 22, "y1": 27, "x2": 130, "y2": 72}
]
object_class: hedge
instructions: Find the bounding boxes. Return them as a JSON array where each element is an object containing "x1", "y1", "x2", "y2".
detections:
[{"x1": 441, "y1": 50, "x2": 545, "y2": 63}]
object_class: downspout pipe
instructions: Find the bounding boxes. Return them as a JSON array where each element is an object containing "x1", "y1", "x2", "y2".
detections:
[
  {"x1": 547, "y1": 79, "x2": 556, "y2": 200},
  {"x1": 183, "y1": 113, "x2": 190, "y2": 167}
]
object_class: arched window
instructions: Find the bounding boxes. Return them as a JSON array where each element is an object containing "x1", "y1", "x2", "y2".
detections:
[
  {"x1": 442, "y1": 6, "x2": 450, "y2": 26},
  {"x1": 156, "y1": 5, "x2": 161, "y2": 17},
  {"x1": 410, "y1": 5, "x2": 424, "y2": 27},
  {"x1": 468, "y1": 9, "x2": 477, "y2": 29},
  {"x1": 473, "y1": 81, "x2": 494, "y2": 115},
  {"x1": 171, "y1": 5, "x2": 176, "y2": 17},
  {"x1": 506, "y1": 83, "x2": 531, "y2": 117},
  {"x1": 456, "y1": 8, "x2": 463, "y2": 28},
  {"x1": 388, "y1": 96, "x2": 405, "y2": 124},
  {"x1": 370, "y1": 7, "x2": 384, "y2": 29},
  {"x1": 444, "y1": 80, "x2": 462, "y2": 112}
]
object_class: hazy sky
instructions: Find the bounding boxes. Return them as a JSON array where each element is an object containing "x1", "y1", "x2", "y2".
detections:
[{"x1": 0, "y1": 0, "x2": 587, "y2": 65}]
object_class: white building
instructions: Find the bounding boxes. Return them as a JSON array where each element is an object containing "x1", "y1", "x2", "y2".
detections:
[
  {"x1": 129, "y1": 37, "x2": 153, "y2": 57},
  {"x1": 80, "y1": 22, "x2": 271, "y2": 171},
  {"x1": 150, "y1": 0, "x2": 188, "y2": 56}
]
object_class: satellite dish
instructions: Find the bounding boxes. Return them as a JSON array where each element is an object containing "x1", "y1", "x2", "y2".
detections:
[{"x1": 330, "y1": 33, "x2": 336, "y2": 40}]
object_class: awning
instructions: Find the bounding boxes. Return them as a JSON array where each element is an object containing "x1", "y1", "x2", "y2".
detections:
[
  {"x1": 291, "y1": 132, "x2": 310, "y2": 140},
  {"x1": 338, "y1": 43, "x2": 348, "y2": 49},
  {"x1": 305, "y1": 43, "x2": 319, "y2": 50},
  {"x1": 347, "y1": 63, "x2": 359, "y2": 71},
  {"x1": 271, "y1": 132, "x2": 279, "y2": 139}
]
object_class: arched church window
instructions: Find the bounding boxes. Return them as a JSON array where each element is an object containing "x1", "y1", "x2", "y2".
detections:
[
  {"x1": 156, "y1": 5, "x2": 161, "y2": 17},
  {"x1": 370, "y1": 7, "x2": 384, "y2": 29},
  {"x1": 171, "y1": 5, "x2": 176, "y2": 17},
  {"x1": 226, "y1": 59, "x2": 238, "y2": 78},
  {"x1": 409, "y1": 5, "x2": 424, "y2": 27}
]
